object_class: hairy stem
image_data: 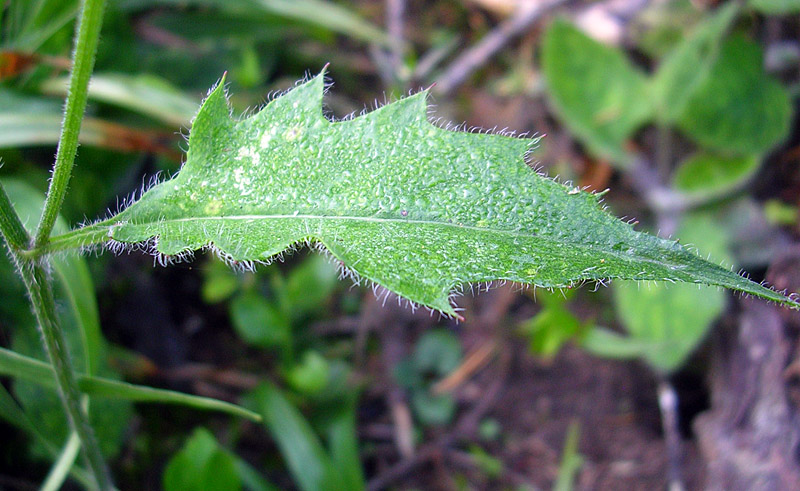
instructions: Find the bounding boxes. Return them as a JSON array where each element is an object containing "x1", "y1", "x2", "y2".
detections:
[
  {"x1": 20, "y1": 263, "x2": 112, "y2": 490},
  {"x1": 0, "y1": 180, "x2": 30, "y2": 251},
  {"x1": 17, "y1": 0, "x2": 113, "y2": 488},
  {"x1": 34, "y1": 0, "x2": 106, "y2": 248},
  {"x1": 23, "y1": 223, "x2": 113, "y2": 259}
]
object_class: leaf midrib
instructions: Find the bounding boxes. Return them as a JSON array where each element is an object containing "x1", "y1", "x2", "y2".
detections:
[{"x1": 104, "y1": 213, "x2": 688, "y2": 269}]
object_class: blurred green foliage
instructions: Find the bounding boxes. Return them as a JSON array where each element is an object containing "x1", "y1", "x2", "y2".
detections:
[
  {"x1": 672, "y1": 153, "x2": 760, "y2": 201},
  {"x1": 519, "y1": 289, "x2": 589, "y2": 360},
  {"x1": 164, "y1": 428, "x2": 242, "y2": 491},
  {"x1": 0, "y1": 179, "x2": 133, "y2": 459},
  {"x1": 542, "y1": 19, "x2": 651, "y2": 165},
  {"x1": 542, "y1": 2, "x2": 791, "y2": 169},
  {"x1": 395, "y1": 329, "x2": 463, "y2": 426}
]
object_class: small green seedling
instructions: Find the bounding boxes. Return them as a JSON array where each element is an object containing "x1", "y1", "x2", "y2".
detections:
[{"x1": 395, "y1": 329, "x2": 463, "y2": 426}]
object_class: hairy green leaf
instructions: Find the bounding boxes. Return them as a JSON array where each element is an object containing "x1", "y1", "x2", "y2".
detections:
[
  {"x1": 591, "y1": 213, "x2": 731, "y2": 373},
  {"x1": 50, "y1": 70, "x2": 798, "y2": 315}
]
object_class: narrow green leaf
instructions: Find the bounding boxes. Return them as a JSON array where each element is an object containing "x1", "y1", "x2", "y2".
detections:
[
  {"x1": 677, "y1": 35, "x2": 791, "y2": 155},
  {"x1": 325, "y1": 399, "x2": 365, "y2": 491},
  {"x1": 0, "y1": 346, "x2": 262, "y2": 422},
  {"x1": 4, "y1": 0, "x2": 79, "y2": 51},
  {"x1": 117, "y1": 0, "x2": 392, "y2": 47},
  {"x1": 542, "y1": 19, "x2": 652, "y2": 165},
  {"x1": 650, "y1": 2, "x2": 739, "y2": 123},
  {"x1": 78, "y1": 377, "x2": 262, "y2": 422},
  {"x1": 251, "y1": 383, "x2": 345, "y2": 491},
  {"x1": 41, "y1": 73, "x2": 199, "y2": 127},
  {"x1": 749, "y1": 0, "x2": 800, "y2": 14},
  {"x1": 41, "y1": 431, "x2": 81, "y2": 491},
  {"x1": 0, "y1": 113, "x2": 169, "y2": 152},
  {"x1": 554, "y1": 421, "x2": 583, "y2": 491},
  {"x1": 251, "y1": 0, "x2": 393, "y2": 48},
  {"x1": 50, "y1": 70, "x2": 798, "y2": 313}
]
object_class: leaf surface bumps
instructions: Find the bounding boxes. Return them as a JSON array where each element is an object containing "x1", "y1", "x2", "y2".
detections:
[{"x1": 58, "y1": 70, "x2": 797, "y2": 314}]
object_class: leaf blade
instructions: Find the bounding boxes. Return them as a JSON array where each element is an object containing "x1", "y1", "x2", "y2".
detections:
[{"x1": 59, "y1": 70, "x2": 798, "y2": 312}]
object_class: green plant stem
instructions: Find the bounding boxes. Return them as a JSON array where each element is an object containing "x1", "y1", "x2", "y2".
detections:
[
  {"x1": 19, "y1": 262, "x2": 113, "y2": 490},
  {"x1": 18, "y1": 1, "x2": 112, "y2": 487},
  {"x1": 22, "y1": 221, "x2": 112, "y2": 259},
  {"x1": 34, "y1": 0, "x2": 106, "y2": 248},
  {"x1": 42, "y1": 430, "x2": 83, "y2": 491},
  {"x1": 0, "y1": 180, "x2": 30, "y2": 251}
]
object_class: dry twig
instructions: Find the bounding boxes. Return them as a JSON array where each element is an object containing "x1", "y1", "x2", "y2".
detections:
[{"x1": 434, "y1": 0, "x2": 570, "y2": 96}]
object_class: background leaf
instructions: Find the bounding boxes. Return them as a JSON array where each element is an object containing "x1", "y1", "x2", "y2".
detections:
[
  {"x1": 0, "y1": 179, "x2": 132, "y2": 459},
  {"x1": 677, "y1": 35, "x2": 791, "y2": 155},
  {"x1": 672, "y1": 152, "x2": 760, "y2": 202},
  {"x1": 0, "y1": 346, "x2": 262, "y2": 421},
  {"x1": 163, "y1": 428, "x2": 242, "y2": 491},
  {"x1": 116, "y1": 0, "x2": 392, "y2": 47},
  {"x1": 650, "y1": 2, "x2": 738, "y2": 123},
  {"x1": 749, "y1": 0, "x2": 800, "y2": 15},
  {"x1": 541, "y1": 19, "x2": 652, "y2": 165},
  {"x1": 230, "y1": 291, "x2": 291, "y2": 349},
  {"x1": 41, "y1": 72, "x2": 199, "y2": 127},
  {"x1": 250, "y1": 383, "x2": 346, "y2": 491}
]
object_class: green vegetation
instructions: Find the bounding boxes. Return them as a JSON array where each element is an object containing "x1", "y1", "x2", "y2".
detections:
[{"x1": 1, "y1": 0, "x2": 798, "y2": 489}]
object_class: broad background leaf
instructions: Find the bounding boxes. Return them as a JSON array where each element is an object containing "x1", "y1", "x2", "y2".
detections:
[
  {"x1": 163, "y1": 428, "x2": 242, "y2": 491},
  {"x1": 541, "y1": 19, "x2": 652, "y2": 165},
  {"x1": 677, "y1": 35, "x2": 791, "y2": 155},
  {"x1": 650, "y1": 2, "x2": 738, "y2": 123},
  {"x1": 672, "y1": 152, "x2": 760, "y2": 202}
]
